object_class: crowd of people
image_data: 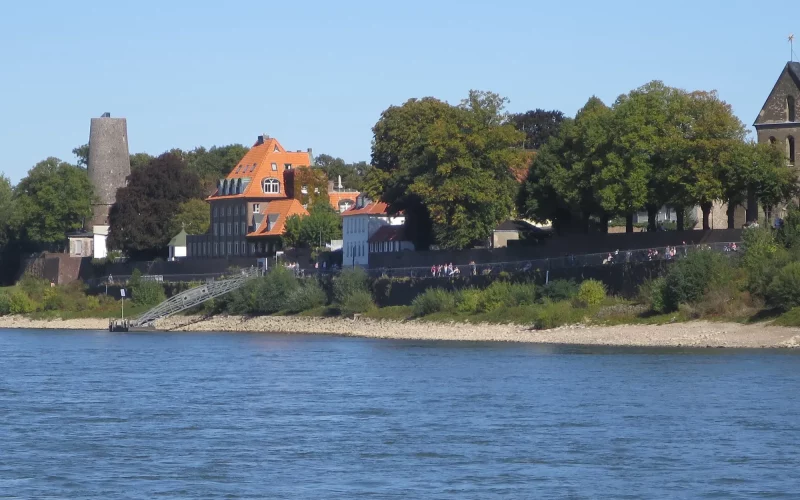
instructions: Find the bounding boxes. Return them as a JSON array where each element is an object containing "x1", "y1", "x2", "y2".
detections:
[{"x1": 430, "y1": 263, "x2": 461, "y2": 277}]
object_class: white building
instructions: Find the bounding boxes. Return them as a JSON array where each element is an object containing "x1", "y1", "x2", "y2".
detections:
[
  {"x1": 168, "y1": 229, "x2": 187, "y2": 261},
  {"x1": 341, "y1": 197, "x2": 409, "y2": 267}
]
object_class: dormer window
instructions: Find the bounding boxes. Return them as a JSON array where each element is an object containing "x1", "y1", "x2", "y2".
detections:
[
  {"x1": 271, "y1": 163, "x2": 278, "y2": 171},
  {"x1": 274, "y1": 145, "x2": 280, "y2": 152},
  {"x1": 262, "y1": 178, "x2": 280, "y2": 194}
]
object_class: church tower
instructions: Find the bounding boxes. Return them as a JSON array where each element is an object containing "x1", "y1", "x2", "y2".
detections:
[{"x1": 754, "y1": 62, "x2": 800, "y2": 166}]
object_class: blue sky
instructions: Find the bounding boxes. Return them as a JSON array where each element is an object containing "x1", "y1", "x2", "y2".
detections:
[{"x1": 1, "y1": 0, "x2": 799, "y2": 183}]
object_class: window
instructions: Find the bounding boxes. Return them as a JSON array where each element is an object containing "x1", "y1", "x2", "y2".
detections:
[
  {"x1": 234, "y1": 205, "x2": 239, "y2": 216},
  {"x1": 251, "y1": 243, "x2": 256, "y2": 254},
  {"x1": 770, "y1": 136, "x2": 777, "y2": 145},
  {"x1": 788, "y1": 136, "x2": 796, "y2": 165},
  {"x1": 203, "y1": 242, "x2": 208, "y2": 256},
  {"x1": 284, "y1": 163, "x2": 292, "y2": 170},
  {"x1": 214, "y1": 242, "x2": 218, "y2": 256},
  {"x1": 213, "y1": 206, "x2": 218, "y2": 218},
  {"x1": 271, "y1": 163, "x2": 278, "y2": 171},
  {"x1": 253, "y1": 203, "x2": 260, "y2": 214},
  {"x1": 227, "y1": 206, "x2": 232, "y2": 216},
  {"x1": 228, "y1": 242, "x2": 232, "y2": 255},
  {"x1": 213, "y1": 223, "x2": 218, "y2": 236},
  {"x1": 241, "y1": 222, "x2": 246, "y2": 235},
  {"x1": 234, "y1": 223, "x2": 238, "y2": 235},
  {"x1": 227, "y1": 223, "x2": 232, "y2": 235},
  {"x1": 301, "y1": 185, "x2": 308, "y2": 194},
  {"x1": 234, "y1": 242, "x2": 238, "y2": 255},
  {"x1": 262, "y1": 178, "x2": 280, "y2": 194},
  {"x1": 789, "y1": 96, "x2": 796, "y2": 122}
]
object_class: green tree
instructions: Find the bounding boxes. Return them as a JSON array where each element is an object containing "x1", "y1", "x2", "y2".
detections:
[
  {"x1": 108, "y1": 153, "x2": 204, "y2": 259},
  {"x1": 314, "y1": 154, "x2": 371, "y2": 191},
  {"x1": 169, "y1": 198, "x2": 210, "y2": 236},
  {"x1": 371, "y1": 91, "x2": 524, "y2": 249},
  {"x1": 509, "y1": 109, "x2": 565, "y2": 150},
  {"x1": 130, "y1": 152, "x2": 155, "y2": 171},
  {"x1": 13, "y1": 158, "x2": 94, "y2": 250},
  {"x1": 185, "y1": 144, "x2": 249, "y2": 192},
  {"x1": 282, "y1": 200, "x2": 342, "y2": 249},
  {"x1": 0, "y1": 175, "x2": 14, "y2": 248},
  {"x1": 72, "y1": 144, "x2": 90, "y2": 168}
]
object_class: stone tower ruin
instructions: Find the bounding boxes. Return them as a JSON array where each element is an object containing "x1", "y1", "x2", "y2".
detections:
[{"x1": 87, "y1": 113, "x2": 131, "y2": 227}]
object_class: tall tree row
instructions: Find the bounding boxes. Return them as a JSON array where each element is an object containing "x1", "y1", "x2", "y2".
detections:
[{"x1": 519, "y1": 81, "x2": 797, "y2": 233}]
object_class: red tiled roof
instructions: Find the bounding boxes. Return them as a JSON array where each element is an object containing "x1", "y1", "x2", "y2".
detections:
[
  {"x1": 341, "y1": 201, "x2": 391, "y2": 217},
  {"x1": 208, "y1": 137, "x2": 313, "y2": 201},
  {"x1": 369, "y1": 225, "x2": 407, "y2": 243},
  {"x1": 246, "y1": 199, "x2": 308, "y2": 238},
  {"x1": 328, "y1": 191, "x2": 359, "y2": 211}
]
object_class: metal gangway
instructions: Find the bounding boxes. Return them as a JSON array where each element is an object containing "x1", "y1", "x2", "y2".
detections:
[{"x1": 130, "y1": 267, "x2": 260, "y2": 328}]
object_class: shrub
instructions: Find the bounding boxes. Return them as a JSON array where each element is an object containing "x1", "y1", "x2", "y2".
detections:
[
  {"x1": 767, "y1": 262, "x2": 800, "y2": 311},
  {"x1": 455, "y1": 288, "x2": 481, "y2": 313},
  {"x1": 478, "y1": 281, "x2": 513, "y2": 312},
  {"x1": 252, "y1": 266, "x2": 300, "y2": 314},
  {"x1": 333, "y1": 268, "x2": 370, "y2": 305},
  {"x1": 340, "y1": 290, "x2": 375, "y2": 317},
  {"x1": 532, "y1": 301, "x2": 583, "y2": 330},
  {"x1": 286, "y1": 281, "x2": 327, "y2": 313},
  {"x1": 0, "y1": 292, "x2": 10, "y2": 315},
  {"x1": 42, "y1": 288, "x2": 68, "y2": 311},
  {"x1": 646, "y1": 277, "x2": 668, "y2": 314},
  {"x1": 660, "y1": 250, "x2": 732, "y2": 312},
  {"x1": 576, "y1": 279, "x2": 606, "y2": 307},
  {"x1": 539, "y1": 279, "x2": 578, "y2": 302},
  {"x1": 741, "y1": 228, "x2": 789, "y2": 299},
  {"x1": 128, "y1": 269, "x2": 167, "y2": 307},
  {"x1": 508, "y1": 282, "x2": 536, "y2": 306},
  {"x1": 412, "y1": 288, "x2": 455, "y2": 317},
  {"x1": 8, "y1": 291, "x2": 37, "y2": 314}
]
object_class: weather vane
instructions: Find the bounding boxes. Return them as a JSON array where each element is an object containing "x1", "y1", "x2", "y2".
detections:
[{"x1": 791, "y1": 34, "x2": 796, "y2": 62}]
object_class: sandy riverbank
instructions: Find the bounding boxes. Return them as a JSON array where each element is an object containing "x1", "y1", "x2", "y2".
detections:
[{"x1": 1, "y1": 314, "x2": 800, "y2": 348}]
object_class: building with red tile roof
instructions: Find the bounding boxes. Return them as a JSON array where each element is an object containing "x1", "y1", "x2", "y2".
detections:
[
  {"x1": 186, "y1": 135, "x2": 314, "y2": 259},
  {"x1": 341, "y1": 196, "x2": 412, "y2": 267}
]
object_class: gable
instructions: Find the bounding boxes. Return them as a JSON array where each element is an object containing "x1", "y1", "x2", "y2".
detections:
[{"x1": 754, "y1": 62, "x2": 800, "y2": 126}]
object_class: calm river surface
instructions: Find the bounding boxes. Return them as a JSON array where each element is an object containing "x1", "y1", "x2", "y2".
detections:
[{"x1": 2, "y1": 329, "x2": 800, "y2": 498}]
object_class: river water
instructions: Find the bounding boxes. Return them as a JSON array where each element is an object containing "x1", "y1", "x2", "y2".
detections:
[{"x1": 2, "y1": 329, "x2": 800, "y2": 498}]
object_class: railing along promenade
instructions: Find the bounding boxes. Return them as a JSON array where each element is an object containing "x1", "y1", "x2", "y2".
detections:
[{"x1": 91, "y1": 241, "x2": 740, "y2": 285}]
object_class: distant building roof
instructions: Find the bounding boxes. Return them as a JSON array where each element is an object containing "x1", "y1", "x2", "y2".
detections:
[
  {"x1": 247, "y1": 198, "x2": 308, "y2": 238},
  {"x1": 329, "y1": 191, "x2": 359, "y2": 211},
  {"x1": 369, "y1": 225, "x2": 407, "y2": 243},
  {"x1": 169, "y1": 229, "x2": 187, "y2": 247},
  {"x1": 342, "y1": 201, "x2": 393, "y2": 217},
  {"x1": 494, "y1": 219, "x2": 550, "y2": 234}
]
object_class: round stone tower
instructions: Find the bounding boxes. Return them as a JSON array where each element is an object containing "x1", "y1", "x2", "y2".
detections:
[{"x1": 87, "y1": 113, "x2": 131, "y2": 227}]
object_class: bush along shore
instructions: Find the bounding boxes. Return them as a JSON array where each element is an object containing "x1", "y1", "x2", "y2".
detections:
[{"x1": 7, "y1": 213, "x2": 800, "y2": 335}]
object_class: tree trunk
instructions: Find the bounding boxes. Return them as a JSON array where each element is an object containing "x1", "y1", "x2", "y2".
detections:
[
  {"x1": 726, "y1": 202, "x2": 736, "y2": 229},
  {"x1": 676, "y1": 206, "x2": 685, "y2": 232},
  {"x1": 647, "y1": 205, "x2": 658, "y2": 232},
  {"x1": 746, "y1": 188, "x2": 758, "y2": 224},
  {"x1": 701, "y1": 202, "x2": 712, "y2": 230},
  {"x1": 626, "y1": 213, "x2": 634, "y2": 233},
  {"x1": 600, "y1": 214, "x2": 609, "y2": 234}
]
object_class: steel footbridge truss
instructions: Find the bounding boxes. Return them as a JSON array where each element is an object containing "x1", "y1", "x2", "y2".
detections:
[{"x1": 131, "y1": 268, "x2": 260, "y2": 328}]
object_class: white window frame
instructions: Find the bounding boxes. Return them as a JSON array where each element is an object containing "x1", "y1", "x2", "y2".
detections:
[
  {"x1": 253, "y1": 203, "x2": 260, "y2": 214},
  {"x1": 271, "y1": 162, "x2": 278, "y2": 171},
  {"x1": 262, "y1": 178, "x2": 280, "y2": 194}
]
